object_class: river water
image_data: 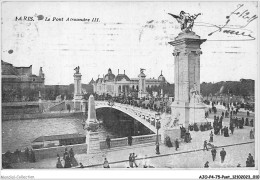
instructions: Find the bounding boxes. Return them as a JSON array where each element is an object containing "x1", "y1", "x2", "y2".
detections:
[{"x1": 2, "y1": 117, "x2": 117, "y2": 153}]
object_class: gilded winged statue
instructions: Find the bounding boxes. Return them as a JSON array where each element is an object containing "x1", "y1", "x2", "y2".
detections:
[{"x1": 168, "y1": 11, "x2": 201, "y2": 32}]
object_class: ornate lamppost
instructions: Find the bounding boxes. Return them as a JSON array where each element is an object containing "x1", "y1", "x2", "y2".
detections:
[{"x1": 155, "y1": 112, "x2": 161, "y2": 155}]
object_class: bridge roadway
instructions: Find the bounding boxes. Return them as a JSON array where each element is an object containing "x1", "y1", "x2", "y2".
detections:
[{"x1": 95, "y1": 101, "x2": 168, "y2": 134}]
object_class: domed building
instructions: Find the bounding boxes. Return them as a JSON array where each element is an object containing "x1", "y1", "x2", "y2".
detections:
[
  {"x1": 158, "y1": 70, "x2": 166, "y2": 83},
  {"x1": 93, "y1": 68, "x2": 167, "y2": 98},
  {"x1": 104, "y1": 68, "x2": 115, "y2": 82}
]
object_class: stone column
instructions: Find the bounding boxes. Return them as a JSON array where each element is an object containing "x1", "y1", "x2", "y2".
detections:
[
  {"x1": 74, "y1": 73, "x2": 83, "y2": 100},
  {"x1": 85, "y1": 95, "x2": 100, "y2": 154},
  {"x1": 73, "y1": 70, "x2": 84, "y2": 111},
  {"x1": 169, "y1": 31, "x2": 207, "y2": 128}
]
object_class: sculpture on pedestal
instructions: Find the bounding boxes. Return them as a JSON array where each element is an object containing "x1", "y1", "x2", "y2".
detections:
[
  {"x1": 74, "y1": 66, "x2": 80, "y2": 74},
  {"x1": 190, "y1": 83, "x2": 203, "y2": 104},
  {"x1": 140, "y1": 68, "x2": 145, "y2": 74},
  {"x1": 168, "y1": 11, "x2": 201, "y2": 32},
  {"x1": 168, "y1": 10, "x2": 206, "y2": 128},
  {"x1": 165, "y1": 110, "x2": 180, "y2": 128}
]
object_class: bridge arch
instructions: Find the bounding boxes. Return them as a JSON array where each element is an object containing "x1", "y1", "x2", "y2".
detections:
[{"x1": 95, "y1": 101, "x2": 158, "y2": 133}]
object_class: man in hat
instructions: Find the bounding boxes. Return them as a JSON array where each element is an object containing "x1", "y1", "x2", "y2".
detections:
[
  {"x1": 106, "y1": 135, "x2": 111, "y2": 149},
  {"x1": 211, "y1": 146, "x2": 217, "y2": 161},
  {"x1": 203, "y1": 140, "x2": 208, "y2": 151},
  {"x1": 220, "y1": 148, "x2": 226, "y2": 163},
  {"x1": 175, "y1": 138, "x2": 179, "y2": 151}
]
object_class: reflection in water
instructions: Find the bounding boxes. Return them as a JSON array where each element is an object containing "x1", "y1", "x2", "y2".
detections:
[{"x1": 2, "y1": 117, "x2": 116, "y2": 153}]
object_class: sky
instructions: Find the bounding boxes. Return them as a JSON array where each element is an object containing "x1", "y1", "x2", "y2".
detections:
[{"x1": 1, "y1": 1, "x2": 258, "y2": 85}]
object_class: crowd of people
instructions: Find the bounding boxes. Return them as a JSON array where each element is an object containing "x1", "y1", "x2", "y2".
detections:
[
  {"x1": 2, "y1": 147, "x2": 36, "y2": 168},
  {"x1": 95, "y1": 94, "x2": 171, "y2": 114},
  {"x1": 205, "y1": 149, "x2": 255, "y2": 168},
  {"x1": 56, "y1": 148, "x2": 78, "y2": 168},
  {"x1": 188, "y1": 122, "x2": 212, "y2": 132}
]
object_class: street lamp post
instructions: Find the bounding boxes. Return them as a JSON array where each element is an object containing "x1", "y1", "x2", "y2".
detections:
[{"x1": 155, "y1": 112, "x2": 161, "y2": 155}]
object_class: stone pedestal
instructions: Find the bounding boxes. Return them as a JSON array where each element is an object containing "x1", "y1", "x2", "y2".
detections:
[
  {"x1": 80, "y1": 99, "x2": 87, "y2": 113},
  {"x1": 171, "y1": 102, "x2": 190, "y2": 129},
  {"x1": 85, "y1": 94, "x2": 100, "y2": 153},
  {"x1": 86, "y1": 131, "x2": 100, "y2": 154},
  {"x1": 163, "y1": 127, "x2": 181, "y2": 145},
  {"x1": 169, "y1": 31, "x2": 207, "y2": 129}
]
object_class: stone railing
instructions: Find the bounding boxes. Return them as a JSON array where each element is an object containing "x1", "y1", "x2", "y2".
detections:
[
  {"x1": 132, "y1": 134, "x2": 161, "y2": 145},
  {"x1": 99, "y1": 134, "x2": 160, "y2": 149},
  {"x1": 100, "y1": 137, "x2": 128, "y2": 149}
]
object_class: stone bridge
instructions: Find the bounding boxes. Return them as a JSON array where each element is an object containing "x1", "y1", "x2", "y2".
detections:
[
  {"x1": 95, "y1": 101, "x2": 169, "y2": 134},
  {"x1": 44, "y1": 100, "x2": 173, "y2": 137}
]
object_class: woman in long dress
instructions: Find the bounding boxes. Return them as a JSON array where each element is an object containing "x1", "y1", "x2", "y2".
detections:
[
  {"x1": 69, "y1": 148, "x2": 78, "y2": 167},
  {"x1": 56, "y1": 154, "x2": 63, "y2": 168}
]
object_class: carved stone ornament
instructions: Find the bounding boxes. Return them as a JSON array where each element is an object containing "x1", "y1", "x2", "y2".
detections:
[
  {"x1": 183, "y1": 49, "x2": 192, "y2": 56},
  {"x1": 195, "y1": 50, "x2": 203, "y2": 55},
  {"x1": 172, "y1": 50, "x2": 180, "y2": 56}
]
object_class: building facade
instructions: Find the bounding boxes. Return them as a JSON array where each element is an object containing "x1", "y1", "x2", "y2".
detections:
[
  {"x1": 1, "y1": 60, "x2": 45, "y2": 101},
  {"x1": 91, "y1": 68, "x2": 167, "y2": 98}
]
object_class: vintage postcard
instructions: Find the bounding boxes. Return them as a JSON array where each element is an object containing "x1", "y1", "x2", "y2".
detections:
[{"x1": 1, "y1": 1, "x2": 259, "y2": 179}]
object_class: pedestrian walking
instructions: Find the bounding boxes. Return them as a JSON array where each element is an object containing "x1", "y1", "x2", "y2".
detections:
[
  {"x1": 106, "y1": 135, "x2": 111, "y2": 149},
  {"x1": 211, "y1": 147, "x2": 217, "y2": 161},
  {"x1": 246, "y1": 153, "x2": 255, "y2": 167},
  {"x1": 56, "y1": 154, "x2": 63, "y2": 168},
  {"x1": 132, "y1": 153, "x2": 138, "y2": 167},
  {"x1": 14, "y1": 149, "x2": 21, "y2": 163},
  {"x1": 250, "y1": 129, "x2": 254, "y2": 139},
  {"x1": 203, "y1": 140, "x2": 208, "y2": 151},
  {"x1": 29, "y1": 149, "x2": 36, "y2": 163},
  {"x1": 220, "y1": 148, "x2": 226, "y2": 163},
  {"x1": 69, "y1": 148, "x2": 78, "y2": 167},
  {"x1": 128, "y1": 135, "x2": 133, "y2": 146},
  {"x1": 204, "y1": 161, "x2": 209, "y2": 168},
  {"x1": 209, "y1": 131, "x2": 213, "y2": 142},
  {"x1": 64, "y1": 153, "x2": 71, "y2": 168},
  {"x1": 221, "y1": 127, "x2": 224, "y2": 135},
  {"x1": 25, "y1": 147, "x2": 30, "y2": 162},
  {"x1": 142, "y1": 155, "x2": 151, "y2": 168},
  {"x1": 67, "y1": 104, "x2": 71, "y2": 112},
  {"x1": 250, "y1": 119, "x2": 254, "y2": 127},
  {"x1": 175, "y1": 138, "x2": 179, "y2": 151},
  {"x1": 129, "y1": 153, "x2": 133, "y2": 168},
  {"x1": 230, "y1": 125, "x2": 234, "y2": 135},
  {"x1": 103, "y1": 158, "x2": 110, "y2": 168},
  {"x1": 63, "y1": 148, "x2": 69, "y2": 161},
  {"x1": 4, "y1": 150, "x2": 12, "y2": 165}
]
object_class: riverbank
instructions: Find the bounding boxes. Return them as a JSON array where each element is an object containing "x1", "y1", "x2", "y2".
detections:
[{"x1": 2, "y1": 111, "x2": 85, "y2": 121}]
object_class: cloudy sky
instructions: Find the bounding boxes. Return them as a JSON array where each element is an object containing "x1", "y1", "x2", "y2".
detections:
[{"x1": 2, "y1": 1, "x2": 258, "y2": 85}]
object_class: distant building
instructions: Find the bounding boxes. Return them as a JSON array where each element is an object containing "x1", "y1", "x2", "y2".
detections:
[
  {"x1": 1, "y1": 60, "x2": 45, "y2": 101},
  {"x1": 91, "y1": 68, "x2": 167, "y2": 98}
]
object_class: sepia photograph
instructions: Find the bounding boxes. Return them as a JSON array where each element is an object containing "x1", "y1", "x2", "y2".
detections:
[{"x1": 1, "y1": 1, "x2": 259, "y2": 179}]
